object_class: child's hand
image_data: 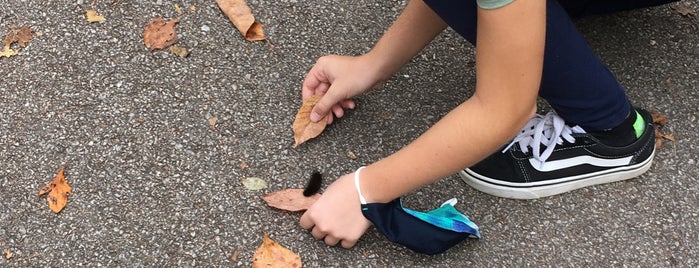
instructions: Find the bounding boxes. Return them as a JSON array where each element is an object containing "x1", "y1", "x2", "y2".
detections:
[
  {"x1": 299, "y1": 173, "x2": 371, "y2": 248},
  {"x1": 301, "y1": 55, "x2": 387, "y2": 124}
]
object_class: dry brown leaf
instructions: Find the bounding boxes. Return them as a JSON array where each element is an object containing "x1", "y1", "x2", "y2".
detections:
[
  {"x1": 673, "y1": 4, "x2": 695, "y2": 16},
  {"x1": 650, "y1": 111, "x2": 675, "y2": 149},
  {"x1": 86, "y1": 10, "x2": 106, "y2": 23},
  {"x1": 651, "y1": 111, "x2": 669, "y2": 126},
  {"x1": 261, "y1": 188, "x2": 320, "y2": 212},
  {"x1": 216, "y1": 0, "x2": 266, "y2": 41},
  {"x1": 37, "y1": 166, "x2": 72, "y2": 213},
  {"x1": 1, "y1": 25, "x2": 31, "y2": 58},
  {"x1": 292, "y1": 95, "x2": 328, "y2": 148},
  {"x1": 253, "y1": 230, "x2": 301, "y2": 268},
  {"x1": 143, "y1": 17, "x2": 179, "y2": 50},
  {"x1": 3, "y1": 26, "x2": 32, "y2": 48}
]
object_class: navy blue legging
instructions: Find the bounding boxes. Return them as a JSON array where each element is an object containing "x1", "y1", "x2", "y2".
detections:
[{"x1": 423, "y1": 0, "x2": 677, "y2": 131}]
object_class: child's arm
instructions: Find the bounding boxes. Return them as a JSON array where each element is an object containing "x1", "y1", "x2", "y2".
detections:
[
  {"x1": 301, "y1": 0, "x2": 546, "y2": 248},
  {"x1": 302, "y1": 0, "x2": 447, "y2": 123}
]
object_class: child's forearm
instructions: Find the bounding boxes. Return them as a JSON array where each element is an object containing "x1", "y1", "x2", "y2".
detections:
[
  {"x1": 359, "y1": 98, "x2": 535, "y2": 203},
  {"x1": 358, "y1": 0, "x2": 547, "y2": 203},
  {"x1": 365, "y1": 0, "x2": 447, "y2": 80}
]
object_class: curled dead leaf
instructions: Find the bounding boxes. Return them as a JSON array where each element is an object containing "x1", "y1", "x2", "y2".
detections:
[
  {"x1": 253, "y1": 230, "x2": 301, "y2": 268},
  {"x1": 261, "y1": 188, "x2": 320, "y2": 212},
  {"x1": 216, "y1": 0, "x2": 266, "y2": 41},
  {"x1": 37, "y1": 166, "x2": 72, "y2": 213},
  {"x1": 143, "y1": 17, "x2": 179, "y2": 50},
  {"x1": 86, "y1": 10, "x2": 106, "y2": 23},
  {"x1": 650, "y1": 111, "x2": 675, "y2": 149},
  {"x1": 292, "y1": 95, "x2": 328, "y2": 148}
]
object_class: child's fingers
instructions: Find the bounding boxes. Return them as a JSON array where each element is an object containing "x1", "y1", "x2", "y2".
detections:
[
  {"x1": 310, "y1": 83, "x2": 345, "y2": 122},
  {"x1": 299, "y1": 212, "x2": 314, "y2": 230}
]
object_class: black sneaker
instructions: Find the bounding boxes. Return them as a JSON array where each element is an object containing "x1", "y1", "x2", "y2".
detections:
[{"x1": 459, "y1": 109, "x2": 655, "y2": 199}]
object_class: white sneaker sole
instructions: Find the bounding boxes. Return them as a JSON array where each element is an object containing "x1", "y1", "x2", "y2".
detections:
[{"x1": 459, "y1": 150, "x2": 655, "y2": 199}]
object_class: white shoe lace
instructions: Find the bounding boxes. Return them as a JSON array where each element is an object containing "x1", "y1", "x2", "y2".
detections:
[{"x1": 502, "y1": 111, "x2": 586, "y2": 168}]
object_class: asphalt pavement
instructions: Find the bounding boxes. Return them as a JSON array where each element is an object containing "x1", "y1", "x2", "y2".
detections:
[{"x1": 1, "y1": 0, "x2": 698, "y2": 266}]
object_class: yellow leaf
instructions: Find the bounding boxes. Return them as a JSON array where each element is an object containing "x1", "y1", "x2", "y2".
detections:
[
  {"x1": 86, "y1": 10, "x2": 106, "y2": 23},
  {"x1": 253, "y1": 231, "x2": 301, "y2": 268},
  {"x1": 0, "y1": 45, "x2": 18, "y2": 58},
  {"x1": 292, "y1": 95, "x2": 328, "y2": 148},
  {"x1": 37, "y1": 166, "x2": 72, "y2": 213}
]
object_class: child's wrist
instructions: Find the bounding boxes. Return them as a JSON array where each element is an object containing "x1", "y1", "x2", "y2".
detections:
[
  {"x1": 353, "y1": 166, "x2": 368, "y2": 204},
  {"x1": 353, "y1": 165, "x2": 394, "y2": 204}
]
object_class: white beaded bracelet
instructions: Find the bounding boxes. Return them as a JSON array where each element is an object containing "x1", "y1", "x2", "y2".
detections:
[{"x1": 354, "y1": 166, "x2": 368, "y2": 205}]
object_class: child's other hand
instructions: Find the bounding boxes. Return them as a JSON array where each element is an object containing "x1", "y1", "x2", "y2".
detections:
[
  {"x1": 301, "y1": 55, "x2": 386, "y2": 124},
  {"x1": 299, "y1": 173, "x2": 371, "y2": 248}
]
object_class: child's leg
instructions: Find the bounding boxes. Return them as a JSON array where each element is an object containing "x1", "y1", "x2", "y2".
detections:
[
  {"x1": 423, "y1": 0, "x2": 676, "y2": 131},
  {"x1": 424, "y1": 0, "x2": 664, "y2": 198}
]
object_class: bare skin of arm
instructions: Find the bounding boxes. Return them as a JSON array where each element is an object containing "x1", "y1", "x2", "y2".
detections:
[
  {"x1": 300, "y1": 0, "x2": 546, "y2": 249},
  {"x1": 301, "y1": 0, "x2": 447, "y2": 124}
]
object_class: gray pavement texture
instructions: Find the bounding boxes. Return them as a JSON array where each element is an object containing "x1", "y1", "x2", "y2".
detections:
[{"x1": 1, "y1": 0, "x2": 698, "y2": 266}]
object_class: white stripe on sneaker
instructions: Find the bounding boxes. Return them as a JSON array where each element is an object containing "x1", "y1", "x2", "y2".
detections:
[{"x1": 529, "y1": 155, "x2": 634, "y2": 172}]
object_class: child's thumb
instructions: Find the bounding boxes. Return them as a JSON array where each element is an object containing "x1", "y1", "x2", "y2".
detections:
[{"x1": 310, "y1": 89, "x2": 342, "y2": 122}]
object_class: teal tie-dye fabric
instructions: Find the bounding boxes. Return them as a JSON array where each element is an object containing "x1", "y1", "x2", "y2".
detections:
[{"x1": 401, "y1": 199, "x2": 481, "y2": 238}]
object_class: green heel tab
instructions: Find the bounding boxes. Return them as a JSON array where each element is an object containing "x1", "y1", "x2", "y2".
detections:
[{"x1": 633, "y1": 111, "x2": 645, "y2": 138}]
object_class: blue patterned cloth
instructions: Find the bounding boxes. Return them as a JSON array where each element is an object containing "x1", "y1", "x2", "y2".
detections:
[
  {"x1": 361, "y1": 198, "x2": 480, "y2": 254},
  {"x1": 402, "y1": 198, "x2": 480, "y2": 238}
]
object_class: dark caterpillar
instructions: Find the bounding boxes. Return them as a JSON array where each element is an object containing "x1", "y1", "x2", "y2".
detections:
[{"x1": 303, "y1": 171, "x2": 322, "y2": 197}]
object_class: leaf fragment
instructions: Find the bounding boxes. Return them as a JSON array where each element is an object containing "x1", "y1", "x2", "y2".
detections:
[
  {"x1": 673, "y1": 4, "x2": 695, "y2": 16},
  {"x1": 262, "y1": 188, "x2": 320, "y2": 212},
  {"x1": 37, "y1": 166, "x2": 72, "y2": 213},
  {"x1": 292, "y1": 95, "x2": 328, "y2": 148},
  {"x1": 3, "y1": 249, "x2": 12, "y2": 260},
  {"x1": 216, "y1": 0, "x2": 266, "y2": 41},
  {"x1": 253, "y1": 230, "x2": 302, "y2": 268},
  {"x1": 143, "y1": 17, "x2": 179, "y2": 50},
  {"x1": 168, "y1": 45, "x2": 189, "y2": 58},
  {"x1": 208, "y1": 115, "x2": 218, "y2": 128},
  {"x1": 242, "y1": 177, "x2": 268, "y2": 190},
  {"x1": 0, "y1": 46, "x2": 18, "y2": 58},
  {"x1": 174, "y1": 4, "x2": 183, "y2": 15},
  {"x1": 86, "y1": 9, "x2": 106, "y2": 23}
]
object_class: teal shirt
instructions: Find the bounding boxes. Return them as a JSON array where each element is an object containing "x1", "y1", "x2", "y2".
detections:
[{"x1": 477, "y1": 0, "x2": 515, "y2": 9}]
